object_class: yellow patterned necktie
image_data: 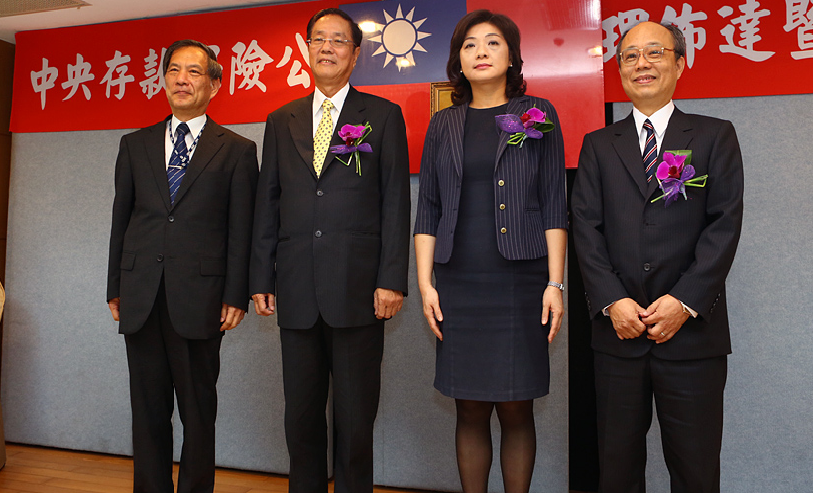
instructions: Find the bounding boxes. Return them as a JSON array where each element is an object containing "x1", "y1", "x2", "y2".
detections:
[{"x1": 313, "y1": 99, "x2": 334, "y2": 176}]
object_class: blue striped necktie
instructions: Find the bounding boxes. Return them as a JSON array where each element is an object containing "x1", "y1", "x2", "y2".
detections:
[
  {"x1": 642, "y1": 118, "x2": 657, "y2": 183},
  {"x1": 167, "y1": 122, "x2": 190, "y2": 205}
]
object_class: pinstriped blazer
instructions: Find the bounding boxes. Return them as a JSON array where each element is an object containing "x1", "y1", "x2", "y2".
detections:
[{"x1": 414, "y1": 95, "x2": 567, "y2": 262}]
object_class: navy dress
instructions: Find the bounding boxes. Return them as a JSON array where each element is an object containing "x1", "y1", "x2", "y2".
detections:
[{"x1": 433, "y1": 104, "x2": 550, "y2": 401}]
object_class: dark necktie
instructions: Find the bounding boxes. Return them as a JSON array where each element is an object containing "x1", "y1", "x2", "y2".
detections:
[
  {"x1": 167, "y1": 122, "x2": 190, "y2": 205},
  {"x1": 642, "y1": 118, "x2": 657, "y2": 183}
]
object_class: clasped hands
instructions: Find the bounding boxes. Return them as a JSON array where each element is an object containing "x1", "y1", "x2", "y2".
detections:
[
  {"x1": 252, "y1": 288, "x2": 404, "y2": 320},
  {"x1": 607, "y1": 294, "x2": 690, "y2": 343}
]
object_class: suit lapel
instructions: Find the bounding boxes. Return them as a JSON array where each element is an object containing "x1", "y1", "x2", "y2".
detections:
[
  {"x1": 448, "y1": 103, "x2": 466, "y2": 178},
  {"x1": 326, "y1": 86, "x2": 365, "y2": 176},
  {"x1": 495, "y1": 96, "x2": 527, "y2": 170},
  {"x1": 171, "y1": 117, "x2": 223, "y2": 208},
  {"x1": 289, "y1": 94, "x2": 317, "y2": 180},
  {"x1": 647, "y1": 108, "x2": 694, "y2": 198},
  {"x1": 612, "y1": 113, "x2": 650, "y2": 198},
  {"x1": 147, "y1": 117, "x2": 172, "y2": 212}
]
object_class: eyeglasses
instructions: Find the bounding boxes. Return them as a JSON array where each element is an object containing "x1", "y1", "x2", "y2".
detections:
[
  {"x1": 618, "y1": 45, "x2": 676, "y2": 65},
  {"x1": 307, "y1": 37, "x2": 354, "y2": 49}
]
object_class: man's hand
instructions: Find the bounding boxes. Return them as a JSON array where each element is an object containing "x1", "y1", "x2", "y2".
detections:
[
  {"x1": 108, "y1": 297, "x2": 121, "y2": 321},
  {"x1": 607, "y1": 297, "x2": 647, "y2": 340},
  {"x1": 641, "y1": 294, "x2": 690, "y2": 344},
  {"x1": 220, "y1": 303, "x2": 246, "y2": 331},
  {"x1": 374, "y1": 288, "x2": 403, "y2": 320},
  {"x1": 542, "y1": 286, "x2": 564, "y2": 343},
  {"x1": 419, "y1": 285, "x2": 443, "y2": 340},
  {"x1": 251, "y1": 293, "x2": 275, "y2": 316}
]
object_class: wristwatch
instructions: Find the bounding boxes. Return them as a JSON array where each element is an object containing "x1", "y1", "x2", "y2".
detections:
[{"x1": 547, "y1": 281, "x2": 564, "y2": 292}]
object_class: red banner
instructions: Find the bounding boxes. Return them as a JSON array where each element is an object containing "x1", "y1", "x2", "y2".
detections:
[
  {"x1": 12, "y1": 0, "x2": 365, "y2": 133},
  {"x1": 11, "y1": 0, "x2": 604, "y2": 170},
  {"x1": 602, "y1": 0, "x2": 813, "y2": 101}
]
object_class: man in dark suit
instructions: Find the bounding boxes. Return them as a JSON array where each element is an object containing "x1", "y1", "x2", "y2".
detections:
[
  {"x1": 250, "y1": 8, "x2": 410, "y2": 493},
  {"x1": 107, "y1": 39, "x2": 258, "y2": 493},
  {"x1": 572, "y1": 22, "x2": 744, "y2": 493}
]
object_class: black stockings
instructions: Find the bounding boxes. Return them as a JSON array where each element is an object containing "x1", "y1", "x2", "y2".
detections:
[{"x1": 454, "y1": 399, "x2": 536, "y2": 493}]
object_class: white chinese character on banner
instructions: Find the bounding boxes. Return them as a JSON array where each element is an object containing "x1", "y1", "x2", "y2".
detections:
[
  {"x1": 61, "y1": 53, "x2": 95, "y2": 101},
  {"x1": 784, "y1": 0, "x2": 813, "y2": 59},
  {"x1": 140, "y1": 48, "x2": 167, "y2": 100},
  {"x1": 230, "y1": 40, "x2": 273, "y2": 95},
  {"x1": 100, "y1": 50, "x2": 136, "y2": 99},
  {"x1": 602, "y1": 9, "x2": 650, "y2": 63},
  {"x1": 718, "y1": 0, "x2": 775, "y2": 61},
  {"x1": 662, "y1": 4, "x2": 708, "y2": 68},
  {"x1": 275, "y1": 33, "x2": 311, "y2": 88},
  {"x1": 31, "y1": 58, "x2": 58, "y2": 110}
]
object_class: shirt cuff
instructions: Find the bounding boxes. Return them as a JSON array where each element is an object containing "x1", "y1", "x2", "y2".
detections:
[{"x1": 679, "y1": 300, "x2": 698, "y2": 318}]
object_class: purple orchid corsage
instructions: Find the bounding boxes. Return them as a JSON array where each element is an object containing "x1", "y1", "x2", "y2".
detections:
[
  {"x1": 495, "y1": 107, "x2": 555, "y2": 148},
  {"x1": 650, "y1": 151, "x2": 708, "y2": 207},
  {"x1": 330, "y1": 122, "x2": 372, "y2": 176}
]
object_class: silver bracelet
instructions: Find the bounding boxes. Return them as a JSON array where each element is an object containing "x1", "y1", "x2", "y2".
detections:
[{"x1": 547, "y1": 281, "x2": 564, "y2": 292}]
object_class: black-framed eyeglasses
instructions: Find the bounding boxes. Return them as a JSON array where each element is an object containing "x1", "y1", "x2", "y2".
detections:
[
  {"x1": 618, "y1": 45, "x2": 676, "y2": 65},
  {"x1": 307, "y1": 37, "x2": 354, "y2": 49}
]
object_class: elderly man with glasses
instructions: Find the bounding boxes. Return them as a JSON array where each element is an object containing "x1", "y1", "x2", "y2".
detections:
[
  {"x1": 249, "y1": 7, "x2": 410, "y2": 493},
  {"x1": 572, "y1": 21, "x2": 744, "y2": 493}
]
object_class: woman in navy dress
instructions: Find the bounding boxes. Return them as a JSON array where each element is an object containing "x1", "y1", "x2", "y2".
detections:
[{"x1": 414, "y1": 10, "x2": 567, "y2": 492}]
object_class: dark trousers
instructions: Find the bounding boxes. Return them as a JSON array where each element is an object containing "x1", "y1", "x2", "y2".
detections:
[
  {"x1": 280, "y1": 317, "x2": 385, "y2": 493},
  {"x1": 124, "y1": 280, "x2": 223, "y2": 493},
  {"x1": 594, "y1": 351, "x2": 727, "y2": 493}
]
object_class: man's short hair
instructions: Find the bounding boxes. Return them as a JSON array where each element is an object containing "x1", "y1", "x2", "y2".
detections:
[
  {"x1": 163, "y1": 39, "x2": 223, "y2": 81},
  {"x1": 306, "y1": 8, "x2": 363, "y2": 48},
  {"x1": 615, "y1": 22, "x2": 686, "y2": 67}
]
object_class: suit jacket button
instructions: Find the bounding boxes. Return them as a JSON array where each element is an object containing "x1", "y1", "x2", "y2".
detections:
[
  {"x1": 500, "y1": 227, "x2": 507, "y2": 234},
  {"x1": 499, "y1": 204, "x2": 506, "y2": 210},
  {"x1": 168, "y1": 216, "x2": 174, "y2": 222},
  {"x1": 316, "y1": 189, "x2": 324, "y2": 197},
  {"x1": 643, "y1": 263, "x2": 651, "y2": 271},
  {"x1": 498, "y1": 180, "x2": 505, "y2": 186},
  {"x1": 157, "y1": 254, "x2": 164, "y2": 262},
  {"x1": 315, "y1": 230, "x2": 322, "y2": 238}
]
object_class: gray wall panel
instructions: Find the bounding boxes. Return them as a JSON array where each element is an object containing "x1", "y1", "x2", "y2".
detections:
[
  {"x1": 3, "y1": 129, "x2": 132, "y2": 454},
  {"x1": 614, "y1": 94, "x2": 813, "y2": 492}
]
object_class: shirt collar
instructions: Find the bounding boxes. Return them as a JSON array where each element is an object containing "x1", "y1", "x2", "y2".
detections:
[
  {"x1": 313, "y1": 83, "x2": 350, "y2": 117},
  {"x1": 632, "y1": 101, "x2": 674, "y2": 140},
  {"x1": 171, "y1": 114, "x2": 207, "y2": 139}
]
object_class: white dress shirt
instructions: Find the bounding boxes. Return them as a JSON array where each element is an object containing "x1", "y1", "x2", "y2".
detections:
[
  {"x1": 165, "y1": 114, "x2": 207, "y2": 169},
  {"x1": 312, "y1": 83, "x2": 350, "y2": 138},
  {"x1": 632, "y1": 100, "x2": 674, "y2": 155}
]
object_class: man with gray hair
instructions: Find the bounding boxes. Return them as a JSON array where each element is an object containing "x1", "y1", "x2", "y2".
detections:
[
  {"x1": 572, "y1": 21, "x2": 743, "y2": 492},
  {"x1": 107, "y1": 39, "x2": 258, "y2": 493}
]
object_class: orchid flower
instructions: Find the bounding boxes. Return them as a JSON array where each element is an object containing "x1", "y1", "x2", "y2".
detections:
[
  {"x1": 495, "y1": 106, "x2": 555, "y2": 147},
  {"x1": 330, "y1": 122, "x2": 373, "y2": 176},
  {"x1": 651, "y1": 151, "x2": 708, "y2": 207}
]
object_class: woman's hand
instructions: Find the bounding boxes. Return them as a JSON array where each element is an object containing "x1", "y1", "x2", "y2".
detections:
[
  {"x1": 420, "y1": 285, "x2": 444, "y2": 340},
  {"x1": 542, "y1": 285, "x2": 564, "y2": 343}
]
